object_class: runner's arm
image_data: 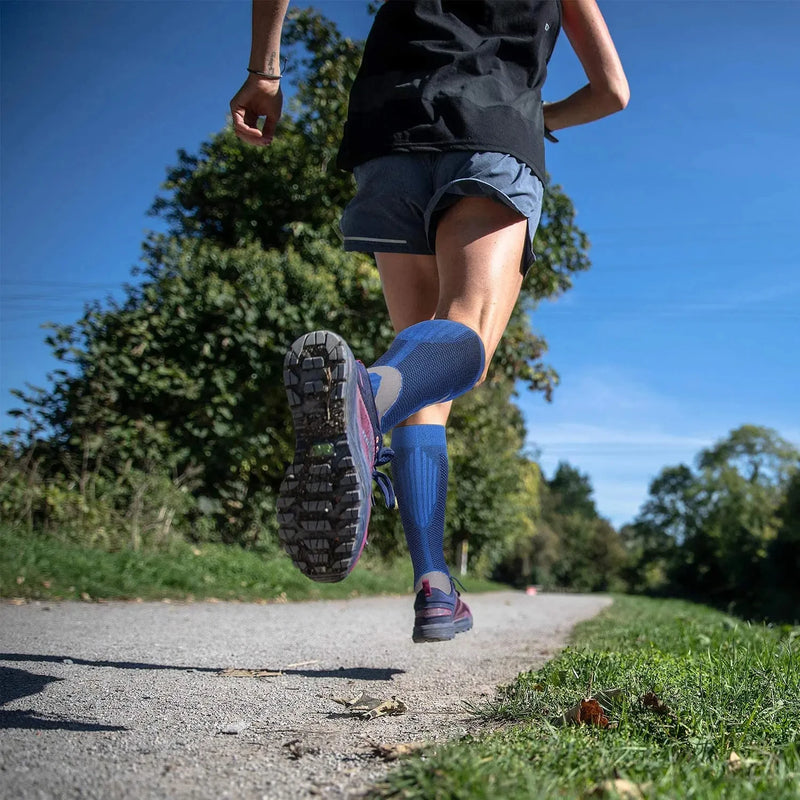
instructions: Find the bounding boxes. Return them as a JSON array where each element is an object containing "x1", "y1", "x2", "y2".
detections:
[
  {"x1": 543, "y1": 0, "x2": 629, "y2": 132},
  {"x1": 230, "y1": 0, "x2": 291, "y2": 146}
]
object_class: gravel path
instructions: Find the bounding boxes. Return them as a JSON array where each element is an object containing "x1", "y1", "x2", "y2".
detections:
[{"x1": 1, "y1": 592, "x2": 610, "y2": 799}]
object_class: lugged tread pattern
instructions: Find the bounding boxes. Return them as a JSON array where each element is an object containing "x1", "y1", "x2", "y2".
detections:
[{"x1": 277, "y1": 331, "x2": 370, "y2": 582}]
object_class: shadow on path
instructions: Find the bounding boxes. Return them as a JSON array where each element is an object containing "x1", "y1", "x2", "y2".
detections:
[
  {"x1": 0, "y1": 709, "x2": 128, "y2": 732},
  {"x1": 0, "y1": 666, "x2": 128, "y2": 732},
  {"x1": 1, "y1": 653, "x2": 405, "y2": 682},
  {"x1": 1, "y1": 665, "x2": 62, "y2": 705}
]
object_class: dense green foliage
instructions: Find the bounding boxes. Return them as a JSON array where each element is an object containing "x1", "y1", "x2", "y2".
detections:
[
  {"x1": 494, "y1": 461, "x2": 628, "y2": 591},
  {"x1": 377, "y1": 595, "x2": 800, "y2": 799},
  {"x1": 625, "y1": 425, "x2": 800, "y2": 622}
]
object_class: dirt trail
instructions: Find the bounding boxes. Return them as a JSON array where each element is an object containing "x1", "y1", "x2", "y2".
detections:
[{"x1": 0, "y1": 592, "x2": 610, "y2": 799}]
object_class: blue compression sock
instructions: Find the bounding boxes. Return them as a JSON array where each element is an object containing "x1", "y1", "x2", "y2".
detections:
[
  {"x1": 368, "y1": 320, "x2": 485, "y2": 433},
  {"x1": 391, "y1": 424, "x2": 450, "y2": 585}
]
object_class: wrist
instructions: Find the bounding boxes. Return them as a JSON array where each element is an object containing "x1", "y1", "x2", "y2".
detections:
[{"x1": 247, "y1": 67, "x2": 281, "y2": 80}]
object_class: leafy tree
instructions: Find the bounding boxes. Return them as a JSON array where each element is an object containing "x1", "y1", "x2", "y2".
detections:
[
  {"x1": 445, "y1": 380, "x2": 530, "y2": 574},
  {"x1": 541, "y1": 511, "x2": 626, "y2": 592},
  {"x1": 547, "y1": 461, "x2": 598, "y2": 519},
  {"x1": 12, "y1": 236, "x2": 391, "y2": 543},
  {"x1": 631, "y1": 425, "x2": 799, "y2": 614},
  {"x1": 698, "y1": 424, "x2": 798, "y2": 487},
  {"x1": 491, "y1": 459, "x2": 556, "y2": 587},
  {"x1": 763, "y1": 471, "x2": 800, "y2": 621}
]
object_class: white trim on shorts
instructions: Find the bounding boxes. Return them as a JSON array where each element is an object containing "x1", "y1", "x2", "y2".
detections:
[{"x1": 344, "y1": 236, "x2": 409, "y2": 245}]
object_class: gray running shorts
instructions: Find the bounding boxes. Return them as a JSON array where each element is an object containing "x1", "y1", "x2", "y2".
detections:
[{"x1": 340, "y1": 150, "x2": 544, "y2": 274}]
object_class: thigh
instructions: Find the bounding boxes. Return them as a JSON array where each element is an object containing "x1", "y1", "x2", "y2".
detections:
[{"x1": 434, "y1": 195, "x2": 528, "y2": 373}]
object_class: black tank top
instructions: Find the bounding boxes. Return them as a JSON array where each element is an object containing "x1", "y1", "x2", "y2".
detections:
[{"x1": 337, "y1": 0, "x2": 562, "y2": 183}]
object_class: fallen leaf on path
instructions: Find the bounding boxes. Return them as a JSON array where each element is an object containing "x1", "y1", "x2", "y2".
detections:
[
  {"x1": 219, "y1": 667, "x2": 283, "y2": 678},
  {"x1": 283, "y1": 739, "x2": 320, "y2": 760},
  {"x1": 370, "y1": 740, "x2": 429, "y2": 761},
  {"x1": 363, "y1": 698, "x2": 407, "y2": 719},
  {"x1": 333, "y1": 691, "x2": 407, "y2": 720},
  {"x1": 332, "y1": 691, "x2": 383, "y2": 711}
]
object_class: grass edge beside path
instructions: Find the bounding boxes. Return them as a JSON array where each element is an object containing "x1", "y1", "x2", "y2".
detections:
[
  {"x1": 1, "y1": 527, "x2": 504, "y2": 602},
  {"x1": 376, "y1": 595, "x2": 800, "y2": 800}
]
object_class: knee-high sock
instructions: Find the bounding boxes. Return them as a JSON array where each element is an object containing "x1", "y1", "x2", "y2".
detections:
[
  {"x1": 368, "y1": 320, "x2": 484, "y2": 434},
  {"x1": 391, "y1": 424, "x2": 450, "y2": 588}
]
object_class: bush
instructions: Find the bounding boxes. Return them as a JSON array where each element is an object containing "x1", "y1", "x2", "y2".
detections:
[{"x1": 0, "y1": 436, "x2": 211, "y2": 551}]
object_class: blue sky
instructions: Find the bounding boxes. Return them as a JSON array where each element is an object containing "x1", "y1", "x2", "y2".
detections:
[{"x1": 2, "y1": 1, "x2": 798, "y2": 526}]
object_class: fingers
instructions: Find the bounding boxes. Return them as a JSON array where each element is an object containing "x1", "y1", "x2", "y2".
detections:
[
  {"x1": 231, "y1": 106, "x2": 266, "y2": 145},
  {"x1": 260, "y1": 114, "x2": 278, "y2": 145},
  {"x1": 229, "y1": 82, "x2": 283, "y2": 147}
]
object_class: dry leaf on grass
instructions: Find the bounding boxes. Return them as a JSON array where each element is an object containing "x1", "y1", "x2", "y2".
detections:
[
  {"x1": 586, "y1": 778, "x2": 650, "y2": 799},
  {"x1": 726, "y1": 750, "x2": 758, "y2": 771},
  {"x1": 639, "y1": 691, "x2": 673, "y2": 716},
  {"x1": 553, "y1": 698, "x2": 610, "y2": 728},
  {"x1": 332, "y1": 691, "x2": 407, "y2": 720}
]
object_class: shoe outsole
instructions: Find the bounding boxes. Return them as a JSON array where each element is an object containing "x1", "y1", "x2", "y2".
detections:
[
  {"x1": 412, "y1": 616, "x2": 473, "y2": 643},
  {"x1": 277, "y1": 331, "x2": 371, "y2": 583}
]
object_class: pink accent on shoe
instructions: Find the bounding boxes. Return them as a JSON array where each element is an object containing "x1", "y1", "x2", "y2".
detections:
[{"x1": 418, "y1": 607, "x2": 452, "y2": 619}]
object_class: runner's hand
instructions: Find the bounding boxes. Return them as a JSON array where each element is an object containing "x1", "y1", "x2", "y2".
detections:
[{"x1": 230, "y1": 76, "x2": 283, "y2": 146}]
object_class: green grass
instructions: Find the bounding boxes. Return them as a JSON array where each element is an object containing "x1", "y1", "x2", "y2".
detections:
[
  {"x1": 377, "y1": 596, "x2": 800, "y2": 799},
  {"x1": 0, "y1": 527, "x2": 504, "y2": 602}
]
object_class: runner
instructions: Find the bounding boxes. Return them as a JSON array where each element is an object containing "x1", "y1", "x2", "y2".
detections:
[{"x1": 231, "y1": 0, "x2": 628, "y2": 642}]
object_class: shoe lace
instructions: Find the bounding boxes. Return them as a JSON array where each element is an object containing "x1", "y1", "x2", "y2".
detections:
[
  {"x1": 372, "y1": 445, "x2": 396, "y2": 509},
  {"x1": 450, "y1": 576, "x2": 467, "y2": 594},
  {"x1": 356, "y1": 361, "x2": 397, "y2": 510}
]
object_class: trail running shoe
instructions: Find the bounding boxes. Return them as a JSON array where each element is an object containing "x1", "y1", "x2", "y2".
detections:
[
  {"x1": 412, "y1": 578, "x2": 473, "y2": 643},
  {"x1": 277, "y1": 331, "x2": 395, "y2": 583}
]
